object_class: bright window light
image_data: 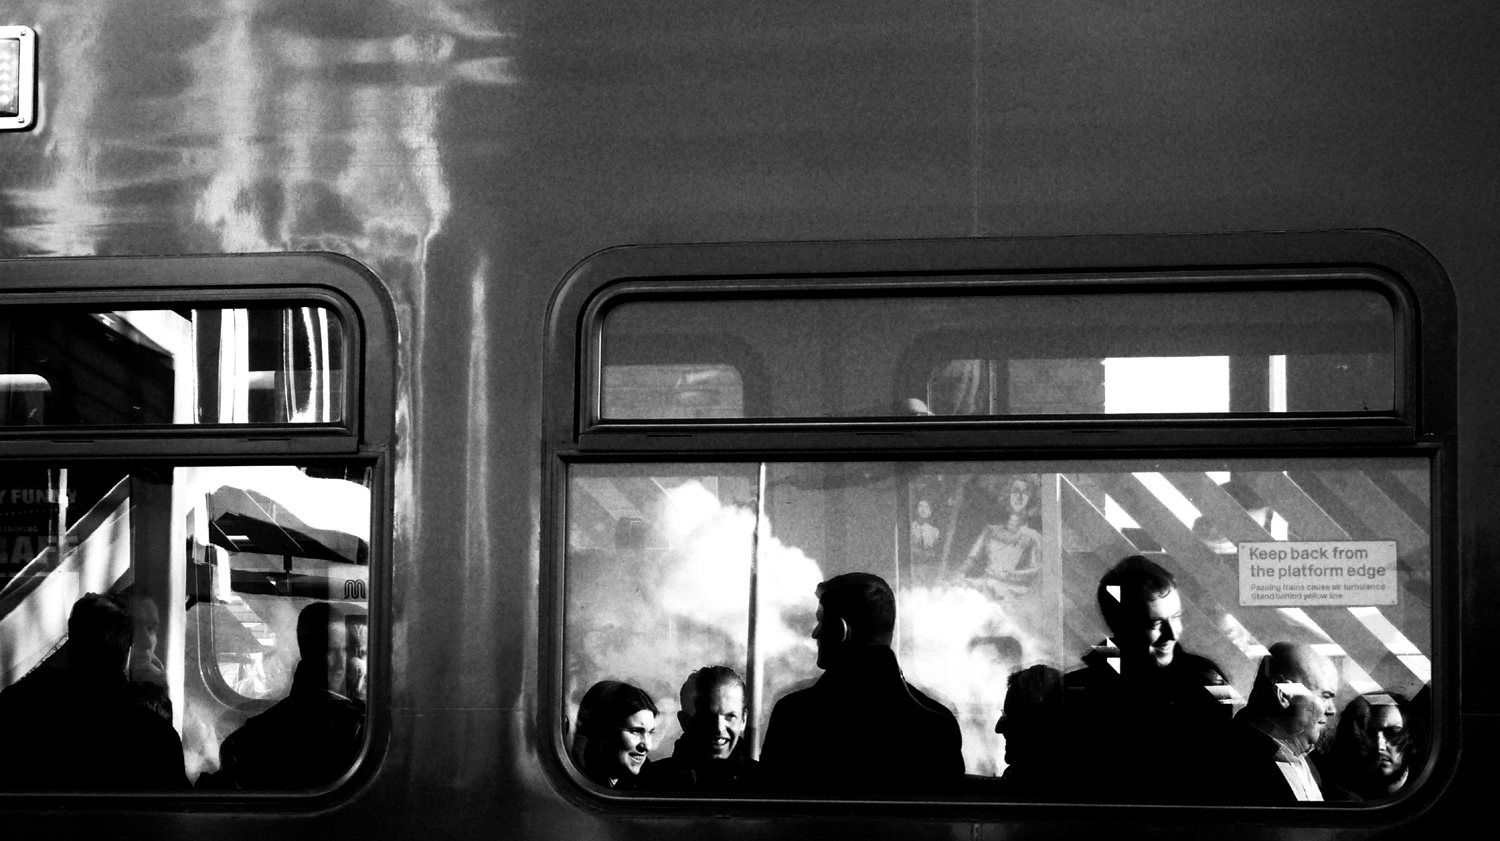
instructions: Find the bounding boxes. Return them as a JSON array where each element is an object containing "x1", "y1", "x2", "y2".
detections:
[
  {"x1": 1103, "y1": 495, "x2": 1138, "y2": 529},
  {"x1": 1134, "y1": 472, "x2": 1200, "y2": 528},
  {"x1": 1269, "y1": 354, "x2": 1288, "y2": 412},
  {"x1": 1104, "y1": 356, "x2": 1229, "y2": 414}
]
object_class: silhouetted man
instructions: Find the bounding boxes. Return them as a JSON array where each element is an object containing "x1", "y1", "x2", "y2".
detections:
[
  {"x1": 759, "y1": 572, "x2": 963, "y2": 794},
  {"x1": 0, "y1": 593, "x2": 189, "y2": 790},
  {"x1": 1063, "y1": 555, "x2": 1231, "y2": 800},
  {"x1": 206, "y1": 602, "x2": 365, "y2": 789},
  {"x1": 644, "y1": 666, "x2": 759, "y2": 791},
  {"x1": 994, "y1": 664, "x2": 1069, "y2": 795},
  {"x1": 1223, "y1": 641, "x2": 1339, "y2": 801}
]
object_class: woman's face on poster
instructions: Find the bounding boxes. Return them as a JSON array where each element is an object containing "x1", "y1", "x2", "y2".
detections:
[{"x1": 1007, "y1": 479, "x2": 1032, "y2": 515}]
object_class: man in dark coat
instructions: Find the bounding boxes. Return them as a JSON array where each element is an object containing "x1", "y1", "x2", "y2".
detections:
[
  {"x1": 1221, "y1": 641, "x2": 1339, "y2": 801},
  {"x1": 643, "y1": 665, "x2": 759, "y2": 791},
  {"x1": 206, "y1": 602, "x2": 365, "y2": 789},
  {"x1": 994, "y1": 664, "x2": 1069, "y2": 795},
  {"x1": 0, "y1": 593, "x2": 189, "y2": 791},
  {"x1": 1063, "y1": 555, "x2": 1232, "y2": 801},
  {"x1": 759, "y1": 572, "x2": 964, "y2": 795}
]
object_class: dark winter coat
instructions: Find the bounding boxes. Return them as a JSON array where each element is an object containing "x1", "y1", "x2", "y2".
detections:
[{"x1": 759, "y1": 646, "x2": 964, "y2": 795}]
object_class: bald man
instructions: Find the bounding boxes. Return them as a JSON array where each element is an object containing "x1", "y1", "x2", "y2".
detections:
[{"x1": 1222, "y1": 642, "x2": 1339, "y2": 801}]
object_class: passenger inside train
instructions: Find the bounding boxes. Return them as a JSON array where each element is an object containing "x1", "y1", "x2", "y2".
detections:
[
  {"x1": 0, "y1": 593, "x2": 190, "y2": 790},
  {"x1": 641, "y1": 666, "x2": 759, "y2": 791},
  {"x1": 570, "y1": 680, "x2": 660, "y2": 790},
  {"x1": 1316, "y1": 692, "x2": 1418, "y2": 801},
  {"x1": 200, "y1": 602, "x2": 368, "y2": 790},
  {"x1": 0, "y1": 460, "x2": 375, "y2": 794},
  {"x1": 991, "y1": 663, "x2": 1067, "y2": 795},
  {"x1": 758, "y1": 572, "x2": 965, "y2": 795},
  {"x1": 1061, "y1": 555, "x2": 1232, "y2": 800},
  {"x1": 566, "y1": 553, "x2": 1427, "y2": 802},
  {"x1": 1222, "y1": 642, "x2": 1341, "y2": 801}
]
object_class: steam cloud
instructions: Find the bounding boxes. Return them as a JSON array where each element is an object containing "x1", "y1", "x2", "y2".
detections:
[
  {"x1": 899, "y1": 585, "x2": 1053, "y2": 776},
  {"x1": 566, "y1": 479, "x2": 823, "y2": 750}
]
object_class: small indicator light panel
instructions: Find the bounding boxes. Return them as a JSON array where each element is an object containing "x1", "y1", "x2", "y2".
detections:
[{"x1": 1, "y1": 26, "x2": 37, "y2": 131}]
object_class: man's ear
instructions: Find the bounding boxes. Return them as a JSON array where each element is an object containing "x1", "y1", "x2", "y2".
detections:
[
  {"x1": 1274, "y1": 680, "x2": 1305, "y2": 710},
  {"x1": 820, "y1": 606, "x2": 850, "y2": 644}
]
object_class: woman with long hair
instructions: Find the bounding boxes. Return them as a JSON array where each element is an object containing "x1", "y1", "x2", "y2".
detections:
[{"x1": 570, "y1": 680, "x2": 659, "y2": 789}]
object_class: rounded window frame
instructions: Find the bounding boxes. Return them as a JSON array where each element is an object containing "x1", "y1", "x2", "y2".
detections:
[
  {"x1": 542, "y1": 231, "x2": 1457, "y2": 822},
  {"x1": 0, "y1": 251, "x2": 396, "y2": 807}
]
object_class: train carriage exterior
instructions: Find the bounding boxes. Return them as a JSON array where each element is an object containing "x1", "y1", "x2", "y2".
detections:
[{"x1": 0, "y1": 2, "x2": 1495, "y2": 839}]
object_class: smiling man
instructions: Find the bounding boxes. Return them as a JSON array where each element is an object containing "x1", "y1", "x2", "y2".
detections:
[
  {"x1": 1062, "y1": 555, "x2": 1232, "y2": 800},
  {"x1": 643, "y1": 666, "x2": 758, "y2": 791}
]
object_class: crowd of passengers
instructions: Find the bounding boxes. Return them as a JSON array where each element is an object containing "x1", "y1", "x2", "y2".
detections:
[
  {"x1": 0, "y1": 557, "x2": 1424, "y2": 801},
  {"x1": 572, "y1": 557, "x2": 1427, "y2": 802},
  {"x1": 0, "y1": 594, "x2": 364, "y2": 791}
]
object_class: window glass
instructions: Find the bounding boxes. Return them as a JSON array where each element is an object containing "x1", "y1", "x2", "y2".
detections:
[
  {"x1": 0, "y1": 306, "x2": 346, "y2": 426},
  {"x1": 602, "y1": 364, "x2": 744, "y2": 420},
  {"x1": 599, "y1": 289, "x2": 1395, "y2": 420},
  {"x1": 563, "y1": 457, "x2": 1430, "y2": 800},
  {"x1": 0, "y1": 462, "x2": 371, "y2": 791}
]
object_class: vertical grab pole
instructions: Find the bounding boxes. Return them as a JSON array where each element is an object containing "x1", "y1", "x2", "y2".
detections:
[
  {"x1": 745, "y1": 461, "x2": 768, "y2": 760},
  {"x1": 53, "y1": 468, "x2": 69, "y2": 566}
]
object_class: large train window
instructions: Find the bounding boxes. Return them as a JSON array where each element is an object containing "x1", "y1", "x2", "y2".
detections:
[
  {"x1": 0, "y1": 254, "x2": 393, "y2": 798},
  {"x1": 546, "y1": 233, "x2": 1453, "y2": 814}
]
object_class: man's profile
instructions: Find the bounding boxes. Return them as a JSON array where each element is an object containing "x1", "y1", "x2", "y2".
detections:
[
  {"x1": 0, "y1": 593, "x2": 189, "y2": 790},
  {"x1": 759, "y1": 572, "x2": 963, "y2": 794},
  {"x1": 203, "y1": 601, "x2": 366, "y2": 789},
  {"x1": 1222, "y1": 641, "x2": 1340, "y2": 801}
]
